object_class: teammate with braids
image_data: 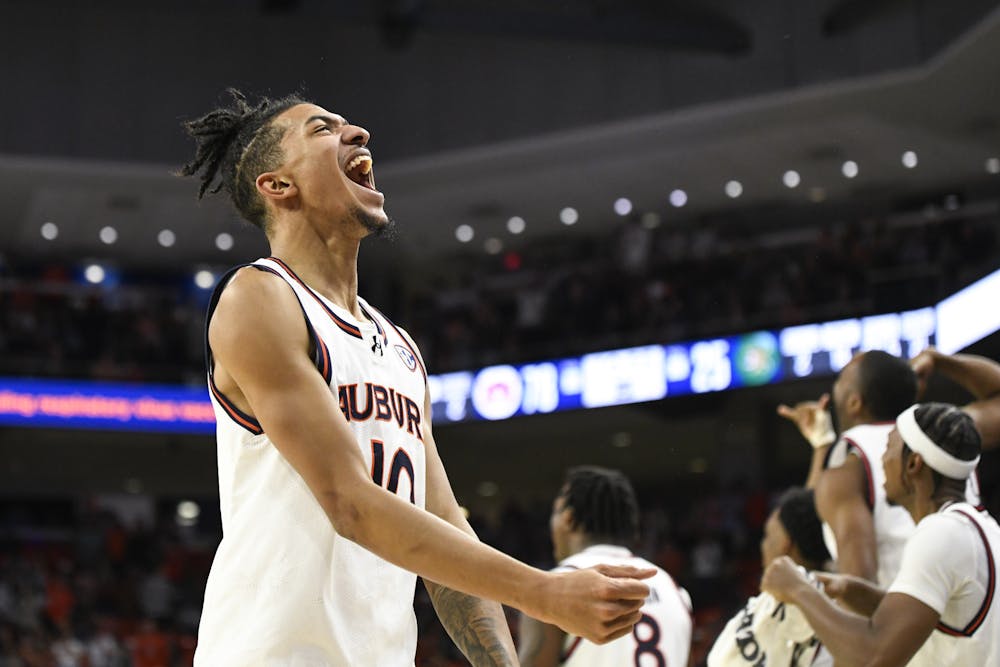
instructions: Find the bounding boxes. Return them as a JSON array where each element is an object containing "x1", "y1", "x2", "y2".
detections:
[
  {"x1": 181, "y1": 90, "x2": 653, "y2": 666},
  {"x1": 763, "y1": 403, "x2": 1000, "y2": 666},
  {"x1": 519, "y1": 466, "x2": 693, "y2": 667}
]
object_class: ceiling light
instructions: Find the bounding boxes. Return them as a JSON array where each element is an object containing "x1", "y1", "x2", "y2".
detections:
[
  {"x1": 99, "y1": 226, "x2": 118, "y2": 244},
  {"x1": 985, "y1": 157, "x2": 1000, "y2": 174},
  {"x1": 724, "y1": 180, "x2": 743, "y2": 198},
  {"x1": 901, "y1": 151, "x2": 918, "y2": 169},
  {"x1": 484, "y1": 238, "x2": 503, "y2": 255},
  {"x1": 506, "y1": 216, "x2": 525, "y2": 234},
  {"x1": 158, "y1": 229, "x2": 176, "y2": 248},
  {"x1": 614, "y1": 198, "x2": 633, "y2": 216},
  {"x1": 783, "y1": 170, "x2": 801, "y2": 188},
  {"x1": 194, "y1": 270, "x2": 216, "y2": 289},
  {"x1": 40, "y1": 222, "x2": 59, "y2": 240},
  {"x1": 215, "y1": 232, "x2": 234, "y2": 251},
  {"x1": 841, "y1": 160, "x2": 858, "y2": 178},
  {"x1": 559, "y1": 207, "x2": 578, "y2": 225},
  {"x1": 455, "y1": 224, "x2": 474, "y2": 242},
  {"x1": 84, "y1": 264, "x2": 106, "y2": 285},
  {"x1": 669, "y1": 189, "x2": 687, "y2": 207}
]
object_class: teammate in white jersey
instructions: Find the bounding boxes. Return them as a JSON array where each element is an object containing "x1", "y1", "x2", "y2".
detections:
[
  {"x1": 181, "y1": 90, "x2": 653, "y2": 666},
  {"x1": 763, "y1": 403, "x2": 1000, "y2": 666},
  {"x1": 708, "y1": 487, "x2": 832, "y2": 667},
  {"x1": 519, "y1": 466, "x2": 693, "y2": 667},
  {"x1": 779, "y1": 351, "x2": 981, "y2": 590}
]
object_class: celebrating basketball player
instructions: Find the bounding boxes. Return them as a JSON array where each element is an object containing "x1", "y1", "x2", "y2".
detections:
[{"x1": 181, "y1": 90, "x2": 653, "y2": 666}]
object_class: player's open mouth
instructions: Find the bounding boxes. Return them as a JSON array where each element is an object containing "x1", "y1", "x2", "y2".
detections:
[{"x1": 345, "y1": 155, "x2": 377, "y2": 191}]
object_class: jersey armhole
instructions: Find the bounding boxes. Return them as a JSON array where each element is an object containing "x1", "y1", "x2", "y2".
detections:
[{"x1": 204, "y1": 264, "x2": 333, "y2": 434}]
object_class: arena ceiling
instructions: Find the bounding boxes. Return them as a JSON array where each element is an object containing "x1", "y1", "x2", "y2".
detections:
[{"x1": 1, "y1": 1, "x2": 999, "y2": 270}]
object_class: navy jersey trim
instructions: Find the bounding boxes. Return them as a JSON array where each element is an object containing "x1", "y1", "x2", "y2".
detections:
[
  {"x1": 559, "y1": 637, "x2": 582, "y2": 663},
  {"x1": 205, "y1": 263, "x2": 334, "y2": 434},
  {"x1": 934, "y1": 508, "x2": 996, "y2": 637},
  {"x1": 266, "y1": 256, "x2": 364, "y2": 339}
]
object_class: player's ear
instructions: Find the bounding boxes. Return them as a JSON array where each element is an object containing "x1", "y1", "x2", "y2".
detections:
[{"x1": 256, "y1": 171, "x2": 298, "y2": 201}]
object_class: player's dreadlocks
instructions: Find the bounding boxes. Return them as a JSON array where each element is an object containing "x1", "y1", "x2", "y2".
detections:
[
  {"x1": 902, "y1": 402, "x2": 981, "y2": 498},
  {"x1": 179, "y1": 88, "x2": 307, "y2": 230},
  {"x1": 562, "y1": 466, "x2": 639, "y2": 545}
]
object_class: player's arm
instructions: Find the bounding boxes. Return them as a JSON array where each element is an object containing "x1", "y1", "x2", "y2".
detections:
[
  {"x1": 420, "y1": 387, "x2": 518, "y2": 666},
  {"x1": 517, "y1": 613, "x2": 565, "y2": 667},
  {"x1": 762, "y1": 556, "x2": 937, "y2": 667},
  {"x1": 814, "y1": 456, "x2": 878, "y2": 584},
  {"x1": 210, "y1": 269, "x2": 652, "y2": 644},
  {"x1": 912, "y1": 347, "x2": 1000, "y2": 449}
]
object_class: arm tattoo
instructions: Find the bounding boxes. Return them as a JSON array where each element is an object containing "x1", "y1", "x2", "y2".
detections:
[{"x1": 426, "y1": 582, "x2": 518, "y2": 667}]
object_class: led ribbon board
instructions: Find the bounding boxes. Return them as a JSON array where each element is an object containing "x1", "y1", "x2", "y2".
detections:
[{"x1": 1, "y1": 265, "x2": 997, "y2": 431}]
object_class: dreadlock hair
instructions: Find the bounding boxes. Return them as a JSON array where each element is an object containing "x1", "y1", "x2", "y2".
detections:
[
  {"x1": 856, "y1": 350, "x2": 918, "y2": 421},
  {"x1": 179, "y1": 88, "x2": 308, "y2": 230},
  {"x1": 562, "y1": 466, "x2": 639, "y2": 546},
  {"x1": 901, "y1": 402, "x2": 981, "y2": 500},
  {"x1": 776, "y1": 487, "x2": 830, "y2": 570}
]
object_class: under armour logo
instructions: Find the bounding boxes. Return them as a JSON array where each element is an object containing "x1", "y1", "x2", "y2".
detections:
[{"x1": 371, "y1": 335, "x2": 384, "y2": 356}]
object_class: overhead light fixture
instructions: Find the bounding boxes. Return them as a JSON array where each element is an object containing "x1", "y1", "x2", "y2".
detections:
[
  {"x1": 901, "y1": 151, "x2": 918, "y2": 169},
  {"x1": 669, "y1": 189, "x2": 687, "y2": 207},
  {"x1": 724, "y1": 180, "x2": 743, "y2": 198},
  {"x1": 84, "y1": 264, "x2": 106, "y2": 285},
  {"x1": 455, "y1": 224, "x2": 474, "y2": 242},
  {"x1": 40, "y1": 222, "x2": 59, "y2": 240},
  {"x1": 99, "y1": 226, "x2": 118, "y2": 245},
  {"x1": 614, "y1": 198, "x2": 633, "y2": 216},
  {"x1": 215, "y1": 232, "x2": 234, "y2": 251},
  {"x1": 158, "y1": 229, "x2": 176, "y2": 248},
  {"x1": 559, "y1": 207, "x2": 579, "y2": 225},
  {"x1": 506, "y1": 216, "x2": 526, "y2": 234},
  {"x1": 841, "y1": 160, "x2": 858, "y2": 178},
  {"x1": 783, "y1": 170, "x2": 801, "y2": 188}
]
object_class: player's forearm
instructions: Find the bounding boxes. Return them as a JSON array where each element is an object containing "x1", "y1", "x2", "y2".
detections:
[
  {"x1": 836, "y1": 575, "x2": 886, "y2": 616},
  {"x1": 930, "y1": 350, "x2": 1000, "y2": 399},
  {"x1": 786, "y1": 582, "x2": 880, "y2": 666},
  {"x1": 320, "y1": 479, "x2": 545, "y2": 617},
  {"x1": 426, "y1": 581, "x2": 518, "y2": 667},
  {"x1": 805, "y1": 444, "x2": 830, "y2": 489}
]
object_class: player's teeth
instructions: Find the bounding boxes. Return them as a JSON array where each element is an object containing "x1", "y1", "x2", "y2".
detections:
[{"x1": 359, "y1": 160, "x2": 372, "y2": 175}]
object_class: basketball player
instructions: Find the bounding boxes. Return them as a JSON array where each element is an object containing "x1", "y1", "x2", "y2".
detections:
[
  {"x1": 707, "y1": 487, "x2": 832, "y2": 667},
  {"x1": 911, "y1": 346, "x2": 1000, "y2": 449},
  {"x1": 518, "y1": 466, "x2": 693, "y2": 667},
  {"x1": 778, "y1": 351, "x2": 979, "y2": 590},
  {"x1": 181, "y1": 90, "x2": 653, "y2": 666},
  {"x1": 763, "y1": 403, "x2": 1000, "y2": 666}
]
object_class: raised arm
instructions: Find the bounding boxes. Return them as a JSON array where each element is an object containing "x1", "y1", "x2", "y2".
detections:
[
  {"x1": 420, "y1": 388, "x2": 518, "y2": 666},
  {"x1": 814, "y1": 457, "x2": 878, "y2": 583},
  {"x1": 776, "y1": 393, "x2": 836, "y2": 489},
  {"x1": 762, "y1": 556, "x2": 937, "y2": 667},
  {"x1": 912, "y1": 347, "x2": 1000, "y2": 449},
  {"x1": 209, "y1": 268, "x2": 652, "y2": 643}
]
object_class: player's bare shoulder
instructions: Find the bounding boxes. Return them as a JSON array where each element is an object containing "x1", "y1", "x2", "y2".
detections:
[{"x1": 209, "y1": 266, "x2": 309, "y2": 356}]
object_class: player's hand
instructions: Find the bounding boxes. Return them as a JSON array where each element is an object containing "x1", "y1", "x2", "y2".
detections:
[
  {"x1": 537, "y1": 564, "x2": 654, "y2": 644},
  {"x1": 761, "y1": 556, "x2": 809, "y2": 603},
  {"x1": 910, "y1": 347, "x2": 938, "y2": 399},
  {"x1": 777, "y1": 393, "x2": 836, "y2": 449},
  {"x1": 814, "y1": 572, "x2": 849, "y2": 600}
]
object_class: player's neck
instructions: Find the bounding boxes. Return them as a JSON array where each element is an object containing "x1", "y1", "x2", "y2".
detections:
[{"x1": 269, "y1": 228, "x2": 363, "y2": 316}]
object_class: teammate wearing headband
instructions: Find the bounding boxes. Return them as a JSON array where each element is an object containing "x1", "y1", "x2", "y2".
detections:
[{"x1": 762, "y1": 403, "x2": 1000, "y2": 666}]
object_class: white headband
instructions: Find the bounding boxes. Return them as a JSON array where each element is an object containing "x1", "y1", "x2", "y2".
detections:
[{"x1": 896, "y1": 404, "x2": 980, "y2": 480}]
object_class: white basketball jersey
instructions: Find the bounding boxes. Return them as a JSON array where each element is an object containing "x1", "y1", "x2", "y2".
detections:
[
  {"x1": 195, "y1": 257, "x2": 428, "y2": 667},
  {"x1": 556, "y1": 545, "x2": 692, "y2": 667},
  {"x1": 823, "y1": 423, "x2": 983, "y2": 588},
  {"x1": 892, "y1": 504, "x2": 1000, "y2": 667}
]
